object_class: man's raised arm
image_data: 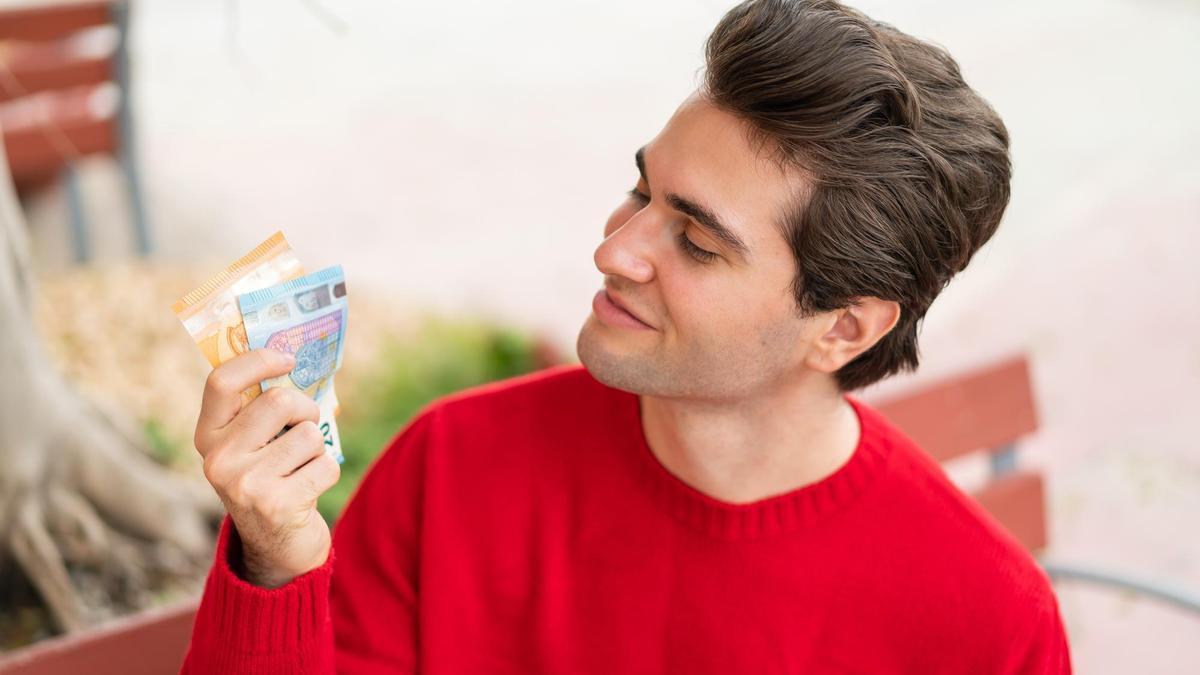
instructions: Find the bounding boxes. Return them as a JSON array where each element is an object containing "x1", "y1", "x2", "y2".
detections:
[{"x1": 179, "y1": 348, "x2": 425, "y2": 672}]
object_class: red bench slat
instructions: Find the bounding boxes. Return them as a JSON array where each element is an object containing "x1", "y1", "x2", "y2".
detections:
[
  {"x1": 973, "y1": 470, "x2": 1048, "y2": 552},
  {"x1": 0, "y1": 2, "x2": 112, "y2": 42},
  {"x1": 0, "y1": 56, "x2": 112, "y2": 103},
  {"x1": 873, "y1": 353, "x2": 1039, "y2": 463}
]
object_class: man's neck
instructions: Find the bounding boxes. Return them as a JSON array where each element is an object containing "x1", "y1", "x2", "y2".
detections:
[{"x1": 638, "y1": 378, "x2": 861, "y2": 505}]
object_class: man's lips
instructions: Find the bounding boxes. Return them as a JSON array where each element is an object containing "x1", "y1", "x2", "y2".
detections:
[{"x1": 592, "y1": 289, "x2": 655, "y2": 331}]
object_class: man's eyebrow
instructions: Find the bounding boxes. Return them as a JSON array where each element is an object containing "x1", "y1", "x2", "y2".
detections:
[
  {"x1": 667, "y1": 194, "x2": 750, "y2": 258},
  {"x1": 635, "y1": 146, "x2": 750, "y2": 259}
]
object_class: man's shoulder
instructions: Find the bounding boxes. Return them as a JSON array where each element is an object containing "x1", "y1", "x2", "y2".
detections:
[
  {"x1": 855, "y1": 400, "x2": 1063, "y2": 646},
  {"x1": 854, "y1": 396, "x2": 1037, "y2": 564}
]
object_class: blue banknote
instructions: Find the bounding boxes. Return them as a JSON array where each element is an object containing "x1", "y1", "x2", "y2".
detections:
[{"x1": 238, "y1": 265, "x2": 348, "y2": 463}]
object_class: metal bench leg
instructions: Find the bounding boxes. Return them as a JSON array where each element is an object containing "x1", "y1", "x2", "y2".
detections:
[
  {"x1": 1042, "y1": 560, "x2": 1200, "y2": 616},
  {"x1": 120, "y1": 150, "x2": 151, "y2": 257},
  {"x1": 113, "y1": 0, "x2": 152, "y2": 257},
  {"x1": 63, "y1": 165, "x2": 90, "y2": 263}
]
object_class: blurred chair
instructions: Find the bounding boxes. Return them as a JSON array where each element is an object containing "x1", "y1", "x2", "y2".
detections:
[
  {"x1": 873, "y1": 353, "x2": 1200, "y2": 616},
  {"x1": 0, "y1": 0, "x2": 151, "y2": 262}
]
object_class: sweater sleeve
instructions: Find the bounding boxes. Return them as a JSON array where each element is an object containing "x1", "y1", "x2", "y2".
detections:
[
  {"x1": 180, "y1": 408, "x2": 437, "y2": 674},
  {"x1": 179, "y1": 516, "x2": 337, "y2": 674}
]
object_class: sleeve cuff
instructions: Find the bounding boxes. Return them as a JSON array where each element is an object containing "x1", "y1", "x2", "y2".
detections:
[{"x1": 191, "y1": 515, "x2": 335, "y2": 656}]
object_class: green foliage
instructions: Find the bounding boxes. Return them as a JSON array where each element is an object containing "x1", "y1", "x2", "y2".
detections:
[
  {"x1": 317, "y1": 318, "x2": 546, "y2": 522},
  {"x1": 142, "y1": 417, "x2": 185, "y2": 466}
]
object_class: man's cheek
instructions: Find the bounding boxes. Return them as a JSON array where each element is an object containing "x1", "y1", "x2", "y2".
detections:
[{"x1": 667, "y1": 285, "x2": 729, "y2": 338}]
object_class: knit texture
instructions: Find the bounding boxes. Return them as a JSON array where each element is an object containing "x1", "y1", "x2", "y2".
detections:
[{"x1": 182, "y1": 364, "x2": 1071, "y2": 673}]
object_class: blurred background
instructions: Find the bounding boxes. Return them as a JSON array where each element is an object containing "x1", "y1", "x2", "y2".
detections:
[{"x1": 1, "y1": 0, "x2": 1197, "y2": 672}]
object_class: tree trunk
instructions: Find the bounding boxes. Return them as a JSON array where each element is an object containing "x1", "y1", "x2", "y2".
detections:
[{"x1": 0, "y1": 138, "x2": 221, "y2": 633}]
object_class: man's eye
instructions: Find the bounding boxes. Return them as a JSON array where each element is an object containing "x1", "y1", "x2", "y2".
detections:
[
  {"x1": 677, "y1": 231, "x2": 718, "y2": 264},
  {"x1": 623, "y1": 189, "x2": 716, "y2": 264}
]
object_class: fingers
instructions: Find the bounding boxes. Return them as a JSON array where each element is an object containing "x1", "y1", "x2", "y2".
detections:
[
  {"x1": 287, "y1": 449, "x2": 342, "y2": 498},
  {"x1": 198, "y1": 349, "x2": 295, "y2": 433},
  {"x1": 226, "y1": 387, "x2": 321, "y2": 452},
  {"x1": 200, "y1": 421, "x2": 335, "y2": 514},
  {"x1": 264, "y1": 421, "x2": 329, "y2": 476}
]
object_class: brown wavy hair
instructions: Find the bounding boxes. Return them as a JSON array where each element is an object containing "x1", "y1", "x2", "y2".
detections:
[{"x1": 704, "y1": 0, "x2": 1012, "y2": 392}]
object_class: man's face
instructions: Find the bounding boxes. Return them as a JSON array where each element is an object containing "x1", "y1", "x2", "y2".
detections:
[{"x1": 577, "y1": 94, "x2": 835, "y2": 401}]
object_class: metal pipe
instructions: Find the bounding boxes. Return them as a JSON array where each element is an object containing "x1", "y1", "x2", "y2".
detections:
[{"x1": 1042, "y1": 560, "x2": 1200, "y2": 616}]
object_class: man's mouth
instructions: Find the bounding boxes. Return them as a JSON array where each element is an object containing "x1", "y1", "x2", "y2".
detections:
[{"x1": 592, "y1": 289, "x2": 655, "y2": 331}]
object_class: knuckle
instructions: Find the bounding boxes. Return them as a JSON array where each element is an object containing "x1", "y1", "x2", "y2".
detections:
[
  {"x1": 228, "y1": 471, "x2": 258, "y2": 506},
  {"x1": 262, "y1": 386, "x2": 291, "y2": 411},
  {"x1": 205, "y1": 368, "x2": 232, "y2": 396},
  {"x1": 296, "y1": 420, "x2": 324, "y2": 448},
  {"x1": 201, "y1": 454, "x2": 223, "y2": 484}
]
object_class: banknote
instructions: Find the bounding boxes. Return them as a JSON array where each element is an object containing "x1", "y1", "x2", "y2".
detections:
[
  {"x1": 238, "y1": 265, "x2": 348, "y2": 464},
  {"x1": 173, "y1": 234, "x2": 345, "y2": 463},
  {"x1": 317, "y1": 384, "x2": 344, "y2": 464},
  {"x1": 172, "y1": 231, "x2": 304, "y2": 404},
  {"x1": 238, "y1": 265, "x2": 347, "y2": 401}
]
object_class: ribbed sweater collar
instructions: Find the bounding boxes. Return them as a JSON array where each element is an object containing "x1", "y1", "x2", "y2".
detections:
[{"x1": 619, "y1": 389, "x2": 893, "y2": 540}]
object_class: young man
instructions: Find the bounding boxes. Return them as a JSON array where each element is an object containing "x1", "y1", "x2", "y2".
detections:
[{"x1": 183, "y1": 0, "x2": 1071, "y2": 672}]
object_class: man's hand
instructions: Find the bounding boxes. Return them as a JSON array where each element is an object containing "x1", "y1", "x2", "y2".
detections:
[{"x1": 194, "y1": 348, "x2": 340, "y2": 588}]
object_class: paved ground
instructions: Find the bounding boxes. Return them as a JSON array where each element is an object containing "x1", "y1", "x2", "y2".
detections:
[{"x1": 23, "y1": 0, "x2": 1200, "y2": 670}]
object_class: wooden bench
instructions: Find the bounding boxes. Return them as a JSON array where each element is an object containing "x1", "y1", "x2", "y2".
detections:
[{"x1": 0, "y1": 0, "x2": 151, "y2": 260}]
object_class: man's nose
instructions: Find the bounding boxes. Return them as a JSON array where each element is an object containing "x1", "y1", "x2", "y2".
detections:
[{"x1": 594, "y1": 212, "x2": 656, "y2": 284}]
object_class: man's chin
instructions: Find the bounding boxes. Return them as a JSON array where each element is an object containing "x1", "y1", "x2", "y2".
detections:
[{"x1": 576, "y1": 319, "x2": 658, "y2": 395}]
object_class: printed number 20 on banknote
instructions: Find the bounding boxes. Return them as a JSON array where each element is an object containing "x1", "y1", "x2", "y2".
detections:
[{"x1": 238, "y1": 265, "x2": 348, "y2": 407}]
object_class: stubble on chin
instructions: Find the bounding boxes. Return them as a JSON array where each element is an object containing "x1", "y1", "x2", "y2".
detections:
[
  {"x1": 577, "y1": 319, "x2": 717, "y2": 399},
  {"x1": 576, "y1": 319, "x2": 659, "y2": 395},
  {"x1": 577, "y1": 317, "x2": 788, "y2": 402}
]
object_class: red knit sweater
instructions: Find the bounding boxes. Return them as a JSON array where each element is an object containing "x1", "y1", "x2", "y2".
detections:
[{"x1": 181, "y1": 364, "x2": 1071, "y2": 673}]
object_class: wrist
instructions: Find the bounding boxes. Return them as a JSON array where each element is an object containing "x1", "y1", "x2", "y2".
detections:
[
  {"x1": 237, "y1": 549, "x2": 294, "y2": 589},
  {"x1": 226, "y1": 523, "x2": 293, "y2": 589}
]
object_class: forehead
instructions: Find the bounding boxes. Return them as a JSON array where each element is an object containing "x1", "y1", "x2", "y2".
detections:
[{"x1": 645, "y1": 96, "x2": 806, "y2": 246}]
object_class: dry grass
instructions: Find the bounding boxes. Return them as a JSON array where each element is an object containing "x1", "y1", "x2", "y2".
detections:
[{"x1": 32, "y1": 261, "x2": 418, "y2": 472}]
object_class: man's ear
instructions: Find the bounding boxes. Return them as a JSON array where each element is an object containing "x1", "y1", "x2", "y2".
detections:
[{"x1": 805, "y1": 297, "x2": 901, "y2": 373}]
